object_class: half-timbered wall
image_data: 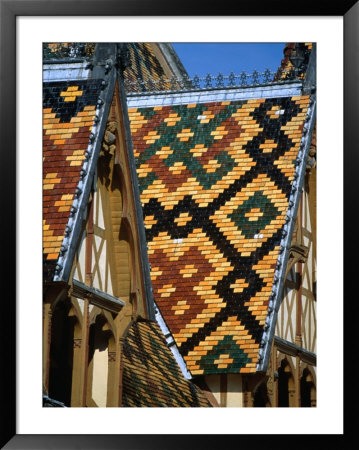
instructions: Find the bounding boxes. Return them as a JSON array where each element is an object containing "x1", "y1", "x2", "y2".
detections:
[
  {"x1": 44, "y1": 82, "x2": 152, "y2": 407},
  {"x1": 277, "y1": 266, "x2": 297, "y2": 343},
  {"x1": 276, "y1": 167, "x2": 316, "y2": 356},
  {"x1": 266, "y1": 160, "x2": 316, "y2": 407},
  {"x1": 301, "y1": 169, "x2": 316, "y2": 354},
  {"x1": 203, "y1": 374, "x2": 244, "y2": 407}
]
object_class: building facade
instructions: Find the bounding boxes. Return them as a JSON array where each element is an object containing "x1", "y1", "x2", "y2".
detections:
[{"x1": 43, "y1": 42, "x2": 316, "y2": 407}]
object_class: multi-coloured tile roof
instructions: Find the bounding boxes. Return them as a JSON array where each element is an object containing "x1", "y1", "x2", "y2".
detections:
[
  {"x1": 43, "y1": 42, "x2": 315, "y2": 386},
  {"x1": 43, "y1": 49, "x2": 210, "y2": 407},
  {"x1": 121, "y1": 319, "x2": 211, "y2": 407},
  {"x1": 43, "y1": 79, "x2": 103, "y2": 281},
  {"x1": 123, "y1": 43, "x2": 170, "y2": 93},
  {"x1": 43, "y1": 42, "x2": 174, "y2": 93},
  {"x1": 129, "y1": 95, "x2": 312, "y2": 376}
]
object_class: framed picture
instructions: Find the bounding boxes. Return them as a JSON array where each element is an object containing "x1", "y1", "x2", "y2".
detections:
[{"x1": 2, "y1": 0, "x2": 355, "y2": 448}]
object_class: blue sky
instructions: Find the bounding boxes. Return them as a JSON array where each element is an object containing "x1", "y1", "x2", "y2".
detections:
[{"x1": 172, "y1": 43, "x2": 285, "y2": 78}]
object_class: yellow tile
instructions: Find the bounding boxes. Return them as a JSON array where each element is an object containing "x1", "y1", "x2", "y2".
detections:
[{"x1": 46, "y1": 253, "x2": 59, "y2": 260}]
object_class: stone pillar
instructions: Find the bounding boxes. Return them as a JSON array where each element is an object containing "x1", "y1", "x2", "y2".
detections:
[
  {"x1": 80, "y1": 299, "x2": 90, "y2": 406},
  {"x1": 118, "y1": 337, "x2": 126, "y2": 407},
  {"x1": 288, "y1": 382, "x2": 296, "y2": 407},
  {"x1": 106, "y1": 346, "x2": 120, "y2": 407},
  {"x1": 70, "y1": 336, "x2": 83, "y2": 406}
]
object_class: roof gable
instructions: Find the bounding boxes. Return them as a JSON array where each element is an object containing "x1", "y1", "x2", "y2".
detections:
[
  {"x1": 43, "y1": 44, "x2": 117, "y2": 284},
  {"x1": 129, "y1": 88, "x2": 315, "y2": 375}
]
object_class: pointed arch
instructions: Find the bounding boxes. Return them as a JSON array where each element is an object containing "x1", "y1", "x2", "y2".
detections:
[
  {"x1": 252, "y1": 379, "x2": 271, "y2": 407},
  {"x1": 277, "y1": 357, "x2": 296, "y2": 407},
  {"x1": 300, "y1": 366, "x2": 316, "y2": 407},
  {"x1": 48, "y1": 299, "x2": 81, "y2": 407},
  {"x1": 86, "y1": 312, "x2": 116, "y2": 407}
]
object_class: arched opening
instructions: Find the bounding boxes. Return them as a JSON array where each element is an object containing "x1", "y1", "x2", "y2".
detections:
[
  {"x1": 253, "y1": 381, "x2": 270, "y2": 407},
  {"x1": 278, "y1": 359, "x2": 295, "y2": 407},
  {"x1": 48, "y1": 299, "x2": 77, "y2": 406},
  {"x1": 87, "y1": 314, "x2": 114, "y2": 407},
  {"x1": 301, "y1": 368, "x2": 316, "y2": 407}
]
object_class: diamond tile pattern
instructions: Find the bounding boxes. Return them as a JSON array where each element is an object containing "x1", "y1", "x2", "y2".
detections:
[
  {"x1": 129, "y1": 96, "x2": 310, "y2": 375},
  {"x1": 43, "y1": 79, "x2": 103, "y2": 281},
  {"x1": 122, "y1": 320, "x2": 211, "y2": 407}
]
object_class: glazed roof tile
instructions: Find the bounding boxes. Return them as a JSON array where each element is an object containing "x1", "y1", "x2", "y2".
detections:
[
  {"x1": 43, "y1": 43, "x2": 316, "y2": 379},
  {"x1": 129, "y1": 92, "x2": 315, "y2": 375},
  {"x1": 123, "y1": 43, "x2": 170, "y2": 93},
  {"x1": 43, "y1": 79, "x2": 103, "y2": 280},
  {"x1": 121, "y1": 319, "x2": 211, "y2": 407},
  {"x1": 43, "y1": 43, "x2": 175, "y2": 93},
  {"x1": 43, "y1": 47, "x2": 117, "y2": 283}
]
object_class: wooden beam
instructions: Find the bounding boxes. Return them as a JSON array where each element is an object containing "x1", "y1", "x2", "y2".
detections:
[
  {"x1": 72, "y1": 278, "x2": 125, "y2": 313},
  {"x1": 274, "y1": 336, "x2": 316, "y2": 366}
]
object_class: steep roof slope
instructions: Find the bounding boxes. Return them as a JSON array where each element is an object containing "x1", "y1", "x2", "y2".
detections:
[
  {"x1": 122, "y1": 43, "x2": 190, "y2": 93},
  {"x1": 121, "y1": 319, "x2": 211, "y2": 407},
  {"x1": 43, "y1": 66, "x2": 115, "y2": 283},
  {"x1": 43, "y1": 43, "x2": 212, "y2": 406},
  {"x1": 128, "y1": 86, "x2": 315, "y2": 376},
  {"x1": 123, "y1": 43, "x2": 169, "y2": 92}
]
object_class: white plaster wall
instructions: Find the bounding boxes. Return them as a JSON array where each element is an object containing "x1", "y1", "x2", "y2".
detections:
[
  {"x1": 205, "y1": 374, "x2": 220, "y2": 405},
  {"x1": 91, "y1": 234, "x2": 113, "y2": 297},
  {"x1": 92, "y1": 234, "x2": 104, "y2": 291},
  {"x1": 74, "y1": 297, "x2": 85, "y2": 317},
  {"x1": 92, "y1": 190, "x2": 114, "y2": 296},
  {"x1": 301, "y1": 194, "x2": 316, "y2": 354},
  {"x1": 91, "y1": 332, "x2": 108, "y2": 408},
  {"x1": 276, "y1": 269, "x2": 296, "y2": 343},
  {"x1": 226, "y1": 374, "x2": 243, "y2": 407},
  {"x1": 105, "y1": 259, "x2": 113, "y2": 296},
  {"x1": 73, "y1": 229, "x2": 87, "y2": 282},
  {"x1": 205, "y1": 374, "x2": 243, "y2": 407},
  {"x1": 94, "y1": 189, "x2": 105, "y2": 230}
]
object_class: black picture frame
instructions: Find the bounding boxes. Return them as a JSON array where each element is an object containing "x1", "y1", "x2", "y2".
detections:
[{"x1": 1, "y1": 0, "x2": 356, "y2": 448}]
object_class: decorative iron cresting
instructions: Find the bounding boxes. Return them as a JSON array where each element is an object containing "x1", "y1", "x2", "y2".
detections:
[{"x1": 124, "y1": 68, "x2": 302, "y2": 95}]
